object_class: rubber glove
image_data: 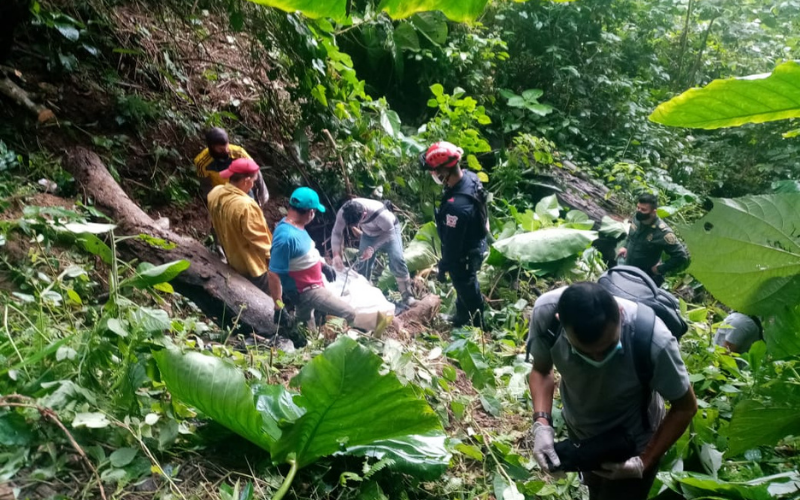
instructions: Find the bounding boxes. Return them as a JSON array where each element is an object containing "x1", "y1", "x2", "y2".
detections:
[
  {"x1": 595, "y1": 456, "x2": 645, "y2": 480},
  {"x1": 532, "y1": 422, "x2": 561, "y2": 472}
]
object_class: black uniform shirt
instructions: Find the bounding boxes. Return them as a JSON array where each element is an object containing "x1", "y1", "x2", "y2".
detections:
[
  {"x1": 625, "y1": 216, "x2": 690, "y2": 276},
  {"x1": 436, "y1": 170, "x2": 485, "y2": 270}
]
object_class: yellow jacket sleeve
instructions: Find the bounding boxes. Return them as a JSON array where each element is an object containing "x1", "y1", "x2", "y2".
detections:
[{"x1": 241, "y1": 205, "x2": 272, "y2": 260}]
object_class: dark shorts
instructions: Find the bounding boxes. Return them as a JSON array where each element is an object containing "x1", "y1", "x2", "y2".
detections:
[
  {"x1": 582, "y1": 461, "x2": 660, "y2": 500},
  {"x1": 248, "y1": 272, "x2": 270, "y2": 295}
]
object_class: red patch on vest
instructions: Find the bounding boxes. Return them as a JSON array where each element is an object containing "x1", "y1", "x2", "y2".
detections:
[{"x1": 448, "y1": 197, "x2": 455, "y2": 202}]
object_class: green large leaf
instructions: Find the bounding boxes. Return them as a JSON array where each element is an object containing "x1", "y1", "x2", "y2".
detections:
[
  {"x1": 493, "y1": 228, "x2": 597, "y2": 264},
  {"x1": 271, "y1": 337, "x2": 449, "y2": 476},
  {"x1": 410, "y1": 12, "x2": 447, "y2": 45},
  {"x1": 246, "y1": 0, "x2": 347, "y2": 20},
  {"x1": 649, "y1": 61, "x2": 800, "y2": 129},
  {"x1": 663, "y1": 472, "x2": 773, "y2": 500},
  {"x1": 598, "y1": 216, "x2": 628, "y2": 238},
  {"x1": 378, "y1": 0, "x2": 489, "y2": 22},
  {"x1": 681, "y1": 194, "x2": 800, "y2": 316},
  {"x1": 444, "y1": 339, "x2": 495, "y2": 390},
  {"x1": 772, "y1": 180, "x2": 800, "y2": 193},
  {"x1": 766, "y1": 305, "x2": 800, "y2": 359},
  {"x1": 404, "y1": 221, "x2": 441, "y2": 272},
  {"x1": 246, "y1": 0, "x2": 502, "y2": 22},
  {"x1": 153, "y1": 346, "x2": 280, "y2": 452},
  {"x1": 726, "y1": 397, "x2": 800, "y2": 457},
  {"x1": 535, "y1": 194, "x2": 560, "y2": 221},
  {"x1": 119, "y1": 260, "x2": 190, "y2": 289}
]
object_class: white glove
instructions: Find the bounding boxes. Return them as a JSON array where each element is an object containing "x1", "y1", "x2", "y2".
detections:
[
  {"x1": 595, "y1": 456, "x2": 645, "y2": 480},
  {"x1": 532, "y1": 422, "x2": 560, "y2": 472},
  {"x1": 332, "y1": 255, "x2": 345, "y2": 271}
]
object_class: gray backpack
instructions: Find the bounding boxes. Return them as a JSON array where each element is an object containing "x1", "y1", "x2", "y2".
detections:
[{"x1": 598, "y1": 265, "x2": 688, "y2": 341}]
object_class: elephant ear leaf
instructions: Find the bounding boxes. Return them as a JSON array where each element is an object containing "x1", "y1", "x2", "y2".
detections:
[
  {"x1": 404, "y1": 221, "x2": 441, "y2": 272},
  {"x1": 649, "y1": 60, "x2": 800, "y2": 129},
  {"x1": 681, "y1": 194, "x2": 800, "y2": 316},
  {"x1": 271, "y1": 337, "x2": 450, "y2": 478},
  {"x1": 493, "y1": 228, "x2": 597, "y2": 264},
  {"x1": 153, "y1": 345, "x2": 281, "y2": 452}
]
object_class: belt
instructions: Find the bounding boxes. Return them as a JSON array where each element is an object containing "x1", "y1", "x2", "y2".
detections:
[{"x1": 300, "y1": 283, "x2": 323, "y2": 294}]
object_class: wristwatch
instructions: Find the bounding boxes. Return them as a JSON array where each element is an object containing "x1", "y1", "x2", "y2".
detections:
[{"x1": 533, "y1": 411, "x2": 552, "y2": 426}]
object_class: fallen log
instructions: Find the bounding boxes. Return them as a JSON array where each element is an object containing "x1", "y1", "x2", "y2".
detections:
[
  {"x1": 64, "y1": 147, "x2": 276, "y2": 336},
  {"x1": 536, "y1": 160, "x2": 630, "y2": 266},
  {"x1": 538, "y1": 160, "x2": 628, "y2": 224},
  {"x1": 0, "y1": 72, "x2": 55, "y2": 123},
  {"x1": 387, "y1": 294, "x2": 441, "y2": 340}
]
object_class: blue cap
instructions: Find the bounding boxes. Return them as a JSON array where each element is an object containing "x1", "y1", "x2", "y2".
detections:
[{"x1": 289, "y1": 187, "x2": 326, "y2": 213}]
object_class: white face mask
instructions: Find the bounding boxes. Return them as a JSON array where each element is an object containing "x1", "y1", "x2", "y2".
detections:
[{"x1": 430, "y1": 171, "x2": 444, "y2": 185}]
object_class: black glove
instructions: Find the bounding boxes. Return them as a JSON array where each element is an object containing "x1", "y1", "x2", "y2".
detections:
[{"x1": 322, "y1": 263, "x2": 336, "y2": 282}]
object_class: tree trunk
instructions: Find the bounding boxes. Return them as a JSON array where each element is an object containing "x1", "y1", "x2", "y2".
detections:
[
  {"x1": 538, "y1": 159, "x2": 627, "y2": 224},
  {"x1": 0, "y1": 74, "x2": 55, "y2": 122},
  {"x1": 64, "y1": 147, "x2": 276, "y2": 336},
  {"x1": 687, "y1": 17, "x2": 717, "y2": 87}
]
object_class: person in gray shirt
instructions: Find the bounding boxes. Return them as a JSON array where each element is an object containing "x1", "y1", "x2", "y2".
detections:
[
  {"x1": 527, "y1": 282, "x2": 697, "y2": 500},
  {"x1": 714, "y1": 312, "x2": 762, "y2": 354},
  {"x1": 331, "y1": 198, "x2": 415, "y2": 305}
]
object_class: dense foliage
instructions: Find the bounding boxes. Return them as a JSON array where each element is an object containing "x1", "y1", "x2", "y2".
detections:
[{"x1": 1, "y1": 0, "x2": 800, "y2": 499}]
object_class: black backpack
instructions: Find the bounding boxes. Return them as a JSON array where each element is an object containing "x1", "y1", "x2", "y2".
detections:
[
  {"x1": 453, "y1": 185, "x2": 489, "y2": 239},
  {"x1": 527, "y1": 266, "x2": 688, "y2": 428}
]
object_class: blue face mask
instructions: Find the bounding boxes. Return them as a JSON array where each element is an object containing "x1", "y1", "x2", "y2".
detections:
[{"x1": 570, "y1": 340, "x2": 622, "y2": 368}]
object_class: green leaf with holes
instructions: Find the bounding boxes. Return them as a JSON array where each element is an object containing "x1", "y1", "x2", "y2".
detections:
[{"x1": 681, "y1": 194, "x2": 800, "y2": 316}]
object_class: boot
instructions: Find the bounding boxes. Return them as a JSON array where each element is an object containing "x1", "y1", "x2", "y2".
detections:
[
  {"x1": 352, "y1": 311, "x2": 393, "y2": 338},
  {"x1": 396, "y1": 276, "x2": 417, "y2": 306}
]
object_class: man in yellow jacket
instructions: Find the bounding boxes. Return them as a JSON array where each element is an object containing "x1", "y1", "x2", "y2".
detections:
[
  {"x1": 207, "y1": 158, "x2": 272, "y2": 293},
  {"x1": 194, "y1": 128, "x2": 269, "y2": 214}
]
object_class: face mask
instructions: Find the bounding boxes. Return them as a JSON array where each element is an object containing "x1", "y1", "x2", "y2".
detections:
[
  {"x1": 570, "y1": 340, "x2": 622, "y2": 368},
  {"x1": 430, "y1": 171, "x2": 444, "y2": 185},
  {"x1": 635, "y1": 211, "x2": 651, "y2": 221}
]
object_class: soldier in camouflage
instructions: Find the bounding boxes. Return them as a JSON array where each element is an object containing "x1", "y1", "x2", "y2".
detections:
[{"x1": 616, "y1": 193, "x2": 689, "y2": 286}]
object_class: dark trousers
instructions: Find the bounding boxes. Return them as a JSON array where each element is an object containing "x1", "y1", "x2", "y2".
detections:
[
  {"x1": 248, "y1": 272, "x2": 271, "y2": 295},
  {"x1": 583, "y1": 463, "x2": 659, "y2": 500},
  {"x1": 448, "y1": 249, "x2": 485, "y2": 328}
]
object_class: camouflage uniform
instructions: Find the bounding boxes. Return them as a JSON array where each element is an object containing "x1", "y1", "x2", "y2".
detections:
[{"x1": 624, "y1": 216, "x2": 689, "y2": 285}]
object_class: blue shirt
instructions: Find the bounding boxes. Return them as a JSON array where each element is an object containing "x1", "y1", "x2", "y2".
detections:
[{"x1": 269, "y1": 219, "x2": 323, "y2": 293}]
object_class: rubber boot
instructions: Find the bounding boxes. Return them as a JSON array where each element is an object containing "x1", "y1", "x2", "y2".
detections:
[
  {"x1": 396, "y1": 276, "x2": 417, "y2": 306},
  {"x1": 352, "y1": 311, "x2": 393, "y2": 338}
]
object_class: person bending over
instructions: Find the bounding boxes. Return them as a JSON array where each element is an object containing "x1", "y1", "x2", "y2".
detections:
[{"x1": 528, "y1": 282, "x2": 697, "y2": 499}]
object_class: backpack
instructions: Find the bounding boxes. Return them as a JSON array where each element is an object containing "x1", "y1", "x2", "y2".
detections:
[
  {"x1": 597, "y1": 266, "x2": 688, "y2": 342},
  {"x1": 527, "y1": 265, "x2": 688, "y2": 429},
  {"x1": 453, "y1": 185, "x2": 489, "y2": 238},
  {"x1": 361, "y1": 200, "x2": 394, "y2": 225}
]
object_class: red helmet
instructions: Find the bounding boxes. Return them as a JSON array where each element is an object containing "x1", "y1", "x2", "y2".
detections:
[{"x1": 420, "y1": 141, "x2": 463, "y2": 170}]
